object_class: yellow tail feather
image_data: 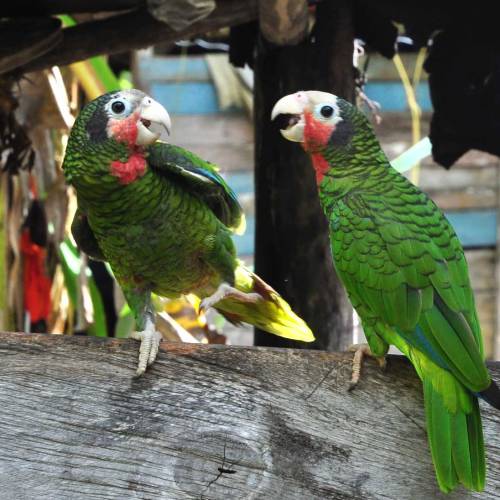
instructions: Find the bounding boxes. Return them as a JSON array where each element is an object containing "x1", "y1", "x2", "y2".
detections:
[{"x1": 215, "y1": 263, "x2": 315, "y2": 342}]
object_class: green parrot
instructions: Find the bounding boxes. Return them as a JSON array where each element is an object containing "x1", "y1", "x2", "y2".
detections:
[
  {"x1": 272, "y1": 90, "x2": 500, "y2": 493},
  {"x1": 63, "y1": 89, "x2": 313, "y2": 375}
]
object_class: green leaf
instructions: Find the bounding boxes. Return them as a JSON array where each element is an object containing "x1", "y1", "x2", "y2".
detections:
[{"x1": 58, "y1": 238, "x2": 107, "y2": 337}]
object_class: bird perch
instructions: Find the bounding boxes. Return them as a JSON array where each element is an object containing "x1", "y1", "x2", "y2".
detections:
[{"x1": 0, "y1": 331, "x2": 499, "y2": 499}]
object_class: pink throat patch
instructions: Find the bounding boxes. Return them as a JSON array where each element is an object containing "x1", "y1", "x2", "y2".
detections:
[
  {"x1": 302, "y1": 111, "x2": 334, "y2": 185},
  {"x1": 303, "y1": 111, "x2": 335, "y2": 151},
  {"x1": 108, "y1": 111, "x2": 139, "y2": 147},
  {"x1": 111, "y1": 152, "x2": 146, "y2": 185},
  {"x1": 108, "y1": 111, "x2": 147, "y2": 184},
  {"x1": 310, "y1": 153, "x2": 330, "y2": 185}
]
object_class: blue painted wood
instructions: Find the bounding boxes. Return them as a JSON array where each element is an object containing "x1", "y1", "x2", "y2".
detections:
[
  {"x1": 137, "y1": 57, "x2": 210, "y2": 82},
  {"x1": 222, "y1": 171, "x2": 254, "y2": 195},
  {"x1": 365, "y1": 82, "x2": 432, "y2": 112},
  {"x1": 445, "y1": 210, "x2": 497, "y2": 248},
  {"x1": 233, "y1": 216, "x2": 255, "y2": 257},
  {"x1": 137, "y1": 55, "x2": 434, "y2": 114},
  {"x1": 150, "y1": 82, "x2": 219, "y2": 114}
]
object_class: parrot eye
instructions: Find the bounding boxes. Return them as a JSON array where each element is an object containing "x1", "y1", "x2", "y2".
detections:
[
  {"x1": 111, "y1": 101, "x2": 126, "y2": 114},
  {"x1": 314, "y1": 103, "x2": 338, "y2": 121},
  {"x1": 108, "y1": 98, "x2": 133, "y2": 117},
  {"x1": 320, "y1": 105, "x2": 334, "y2": 118}
]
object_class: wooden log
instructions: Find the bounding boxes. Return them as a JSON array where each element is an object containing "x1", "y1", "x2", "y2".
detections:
[
  {"x1": 0, "y1": 331, "x2": 499, "y2": 498},
  {"x1": 0, "y1": 0, "x2": 143, "y2": 16},
  {"x1": 9, "y1": 0, "x2": 257, "y2": 76},
  {"x1": 253, "y1": 0, "x2": 354, "y2": 351}
]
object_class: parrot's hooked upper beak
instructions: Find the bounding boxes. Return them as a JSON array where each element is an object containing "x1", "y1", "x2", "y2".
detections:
[
  {"x1": 271, "y1": 92, "x2": 309, "y2": 142},
  {"x1": 136, "y1": 96, "x2": 172, "y2": 146}
]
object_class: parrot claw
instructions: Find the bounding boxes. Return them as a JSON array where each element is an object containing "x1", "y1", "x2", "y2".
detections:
[
  {"x1": 199, "y1": 282, "x2": 261, "y2": 313},
  {"x1": 130, "y1": 320, "x2": 163, "y2": 376},
  {"x1": 347, "y1": 343, "x2": 386, "y2": 391}
]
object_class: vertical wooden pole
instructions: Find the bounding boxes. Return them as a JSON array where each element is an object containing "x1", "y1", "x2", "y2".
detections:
[{"x1": 254, "y1": 0, "x2": 354, "y2": 350}]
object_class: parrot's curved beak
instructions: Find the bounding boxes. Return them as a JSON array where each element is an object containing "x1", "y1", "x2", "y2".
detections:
[
  {"x1": 136, "y1": 96, "x2": 172, "y2": 146},
  {"x1": 271, "y1": 92, "x2": 308, "y2": 142}
]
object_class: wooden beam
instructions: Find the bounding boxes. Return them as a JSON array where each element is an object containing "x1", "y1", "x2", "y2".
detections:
[
  {"x1": 0, "y1": 331, "x2": 499, "y2": 498},
  {"x1": 253, "y1": 0, "x2": 354, "y2": 351},
  {"x1": 10, "y1": 0, "x2": 257, "y2": 76},
  {"x1": 0, "y1": 18, "x2": 62, "y2": 74}
]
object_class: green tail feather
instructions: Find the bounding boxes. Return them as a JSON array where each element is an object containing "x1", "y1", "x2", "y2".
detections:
[
  {"x1": 423, "y1": 377, "x2": 485, "y2": 493},
  {"x1": 215, "y1": 263, "x2": 315, "y2": 342}
]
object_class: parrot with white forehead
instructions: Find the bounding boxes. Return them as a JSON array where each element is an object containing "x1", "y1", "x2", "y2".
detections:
[
  {"x1": 63, "y1": 89, "x2": 313, "y2": 375},
  {"x1": 272, "y1": 90, "x2": 500, "y2": 493}
]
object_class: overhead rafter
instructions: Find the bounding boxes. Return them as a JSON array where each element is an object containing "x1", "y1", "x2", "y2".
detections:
[
  {"x1": 6, "y1": 0, "x2": 257, "y2": 76},
  {"x1": 0, "y1": 0, "x2": 144, "y2": 16}
]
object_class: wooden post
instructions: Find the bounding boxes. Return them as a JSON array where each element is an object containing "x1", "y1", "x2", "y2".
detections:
[
  {"x1": 254, "y1": 0, "x2": 354, "y2": 350},
  {"x1": 0, "y1": 332, "x2": 499, "y2": 499}
]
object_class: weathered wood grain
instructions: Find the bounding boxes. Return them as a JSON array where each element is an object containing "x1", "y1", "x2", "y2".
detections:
[{"x1": 0, "y1": 332, "x2": 499, "y2": 499}]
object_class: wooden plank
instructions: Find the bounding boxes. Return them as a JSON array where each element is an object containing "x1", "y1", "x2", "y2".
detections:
[
  {"x1": 495, "y1": 158, "x2": 500, "y2": 360},
  {"x1": 427, "y1": 190, "x2": 497, "y2": 211},
  {"x1": 150, "y1": 82, "x2": 220, "y2": 114},
  {"x1": 168, "y1": 114, "x2": 254, "y2": 145},
  {"x1": 0, "y1": 332, "x2": 499, "y2": 499},
  {"x1": 474, "y1": 290, "x2": 496, "y2": 358},
  {"x1": 466, "y1": 249, "x2": 496, "y2": 292},
  {"x1": 359, "y1": 53, "x2": 429, "y2": 82},
  {"x1": 136, "y1": 56, "x2": 212, "y2": 84},
  {"x1": 365, "y1": 81, "x2": 432, "y2": 112},
  {"x1": 418, "y1": 164, "x2": 497, "y2": 191},
  {"x1": 445, "y1": 211, "x2": 496, "y2": 248}
]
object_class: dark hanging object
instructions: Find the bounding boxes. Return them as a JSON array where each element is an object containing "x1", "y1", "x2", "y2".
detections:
[
  {"x1": 353, "y1": 1, "x2": 398, "y2": 59},
  {"x1": 0, "y1": 83, "x2": 35, "y2": 174},
  {"x1": 425, "y1": 28, "x2": 500, "y2": 168},
  {"x1": 22, "y1": 199, "x2": 48, "y2": 247},
  {"x1": 229, "y1": 22, "x2": 258, "y2": 69}
]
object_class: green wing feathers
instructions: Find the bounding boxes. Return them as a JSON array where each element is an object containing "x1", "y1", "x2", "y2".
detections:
[
  {"x1": 71, "y1": 208, "x2": 106, "y2": 261},
  {"x1": 214, "y1": 263, "x2": 315, "y2": 343},
  {"x1": 146, "y1": 142, "x2": 245, "y2": 234},
  {"x1": 334, "y1": 177, "x2": 490, "y2": 394}
]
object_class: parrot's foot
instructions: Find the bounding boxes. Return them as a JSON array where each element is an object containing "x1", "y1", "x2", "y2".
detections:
[
  {"x1": 347, "y1": 343, "x2": 387, "y2": 392},
  {"x1": 129, "y1": 319, "x2": 163, "y2": 376},
  {"x1": 199, "y1": 282, "x2": 261, "y2": 313}
]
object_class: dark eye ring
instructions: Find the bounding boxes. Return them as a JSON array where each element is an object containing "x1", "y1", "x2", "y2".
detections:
[
  {"x1": 111, "y1": 101, "x2": 126, "y2": 114},
  {"x1": 320, "y1": 105, "x2": 334, "y2": 118}
]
